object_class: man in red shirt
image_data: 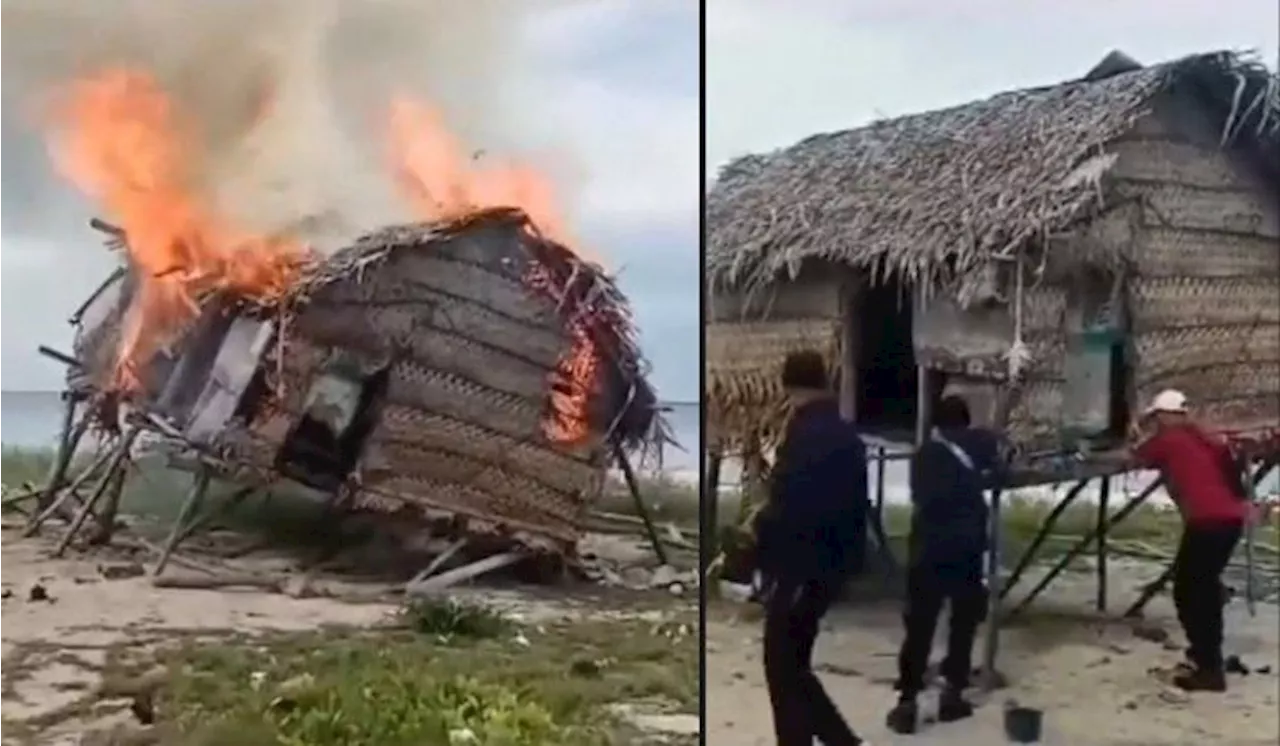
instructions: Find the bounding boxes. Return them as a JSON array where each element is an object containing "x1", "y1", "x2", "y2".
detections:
[{"x1": 1129, "y1": 389, "x2": 1248, "y2": 692}]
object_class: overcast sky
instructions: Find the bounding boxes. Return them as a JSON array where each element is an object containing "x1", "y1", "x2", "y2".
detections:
[
  {"x1": 0, "y1": 0, "x2": 700, "y2": 399},
  {"x1": 708, "y1": 0, "x2": 1280, "y2": 176}
]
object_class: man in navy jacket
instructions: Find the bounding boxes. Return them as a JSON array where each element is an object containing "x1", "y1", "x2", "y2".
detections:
[
  {"x1": 887, "y1": 394, "x2": 1002, "y2": 734},
  {"x1": 754, "y1": 350, "x2": 869, "y2": 746}
]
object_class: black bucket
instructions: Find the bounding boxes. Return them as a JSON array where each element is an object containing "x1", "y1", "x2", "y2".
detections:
[{"x1": 1003, "y1": 705, "x2": 1043, "y2": 743}]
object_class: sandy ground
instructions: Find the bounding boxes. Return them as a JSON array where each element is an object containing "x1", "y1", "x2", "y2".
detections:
[
  {"x1": 0, "y1": 527, "x2": 698, "y2": 745},
  {"x1": 706, "y1": 564, "x2": 1280, "y2": 746},
  {"x1": 0, "y1": 532, "x2": 400, "y2": 744}
]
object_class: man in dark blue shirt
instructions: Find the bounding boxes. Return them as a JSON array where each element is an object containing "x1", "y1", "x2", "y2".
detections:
[
  {"x1": 887, "y1": 394, "x2": 1002, "y2": 735},
  {"x1": 754, "y1": 350, "x2": 869, "y2": 746}
]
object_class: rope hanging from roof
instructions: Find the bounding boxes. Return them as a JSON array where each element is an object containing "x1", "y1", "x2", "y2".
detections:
[{"x1": 1005, "y1": 251, "x2": 1032, "y2": 380}]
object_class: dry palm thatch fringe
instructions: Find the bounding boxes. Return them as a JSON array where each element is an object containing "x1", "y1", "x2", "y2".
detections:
[{"x1": 706, "y1": 50, "x2": 1280, "y2": 297}]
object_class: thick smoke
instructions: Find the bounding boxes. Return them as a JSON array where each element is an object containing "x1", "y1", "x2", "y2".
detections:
[{"x1": 1, "y1": 0, "x2": 580, "y2": 252}]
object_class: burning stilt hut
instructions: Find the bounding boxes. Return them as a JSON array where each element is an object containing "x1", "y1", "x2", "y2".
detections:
[{"x1": 42, "y1": 207, "x2": 662, "y2": 577}]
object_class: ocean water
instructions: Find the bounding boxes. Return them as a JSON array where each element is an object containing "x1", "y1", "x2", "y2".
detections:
[
  {"x1": 0, "y1": 391, "x2": 700, "y2": 472},
  {"x1": 2, "y1": 391, "x2": 72, "y2": 450}
]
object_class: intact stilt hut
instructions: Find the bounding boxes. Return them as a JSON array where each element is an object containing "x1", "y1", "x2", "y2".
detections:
[
  {"x1": 707, "y1": 50, "x2": 1280, "y2": 481},
  {"x1": 56, "y1": 208, "x2": 661, "y2": 562}
]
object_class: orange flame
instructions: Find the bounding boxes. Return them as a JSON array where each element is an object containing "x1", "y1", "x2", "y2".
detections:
[
  {"x1": 386, "y1": 96, "x2": 600, "y2": 446},
  {"x1": 45, "y1": 69, "x2": 307, "y2": 389}
]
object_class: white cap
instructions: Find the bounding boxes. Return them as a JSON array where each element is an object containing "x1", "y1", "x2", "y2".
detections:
[{"x1": 1143, "y1": 389, "x2": 1188, "y2": 417}]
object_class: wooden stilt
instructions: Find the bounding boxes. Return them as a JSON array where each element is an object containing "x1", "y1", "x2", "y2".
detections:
[
  {"x1": 913, "y1": 285, "x2": 930, "y2": 447},
  {"x1": 612, "y1": 441, "x2": 669, "y2": 566},
  {"x1": 979, "y1": 484, "x2": 1006, "y2": 692},
  {"x1": 703, "y1": 446, "x2": 724, "y2": 573},
  {"x1": 152, "y1": 468, "x2": 212, "y2": 577},
  {"x1": 405, "y1": 551, "x2": 525, "y2": 597},
  {"x1": 998, "y1": 478, "x2": 1092, "y2": 600},
  {"x1": 838, "y1": 271, "x2": 860, "y2": 423},
  {"x1": 1007, "y1": 476, "x2": 1166, "y2": 619},
  {"x1": 88, "y1": 465, "x2": 130, "y2": 545},
  {"x1": 53, "y1": 426, "x2": 140, "y2": 557},
  {"x1": 1096, "y1": 476, "x2": 1111, "y2": 612},
  {"x1": 874, "y1": 446, "x2": 887, "y2": 515},
  {"x1": 1122, "y1": 564, "x2": 1175, "y2": 619},
  {"x1": 27, "y1": 440, "x2": 115, "y2": 535},
  {"x1": 174, "y1": 484, "x2": 256, "y2": 547},
  {"x1": 1241, "y1": 459, "x2": 1269, "y2": 617},
  {"x1": 740, "y1": 432, "x2": 767, "y2": 526},
  {"x1": 35, "y1": 393, "x2": 82, "y2": 514},
  {"x1": 409, "y1": 538, "x2": 469, "y2": 584},
  {"x1": 867, "y1": 448, "x2": 897, "y2": 571}
]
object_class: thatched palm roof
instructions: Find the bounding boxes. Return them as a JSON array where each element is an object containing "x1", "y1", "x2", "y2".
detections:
[{"x1": 707, "y1": 50, "x2": 1280, "y2": 293}]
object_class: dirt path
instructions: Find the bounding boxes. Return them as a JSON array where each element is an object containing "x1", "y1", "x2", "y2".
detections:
[{"x1": 706, "y1": 567, "x2": 1280, "y2": 745}]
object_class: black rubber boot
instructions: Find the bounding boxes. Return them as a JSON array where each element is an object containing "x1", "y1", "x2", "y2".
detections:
[
  {"x1": 937, "y1": 688, "x2": 976, "y2": 722},
  {"x1": 885, "y1": 696, "x2": 919, "y2": 734},
  {"x1": 1173, "y1": 668, "x2": 1227, "y2": 692}
]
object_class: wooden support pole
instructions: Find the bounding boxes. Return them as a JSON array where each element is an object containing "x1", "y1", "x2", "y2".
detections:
[
  {"x1": 88, "y1": 465, "x2": 129, "y2": 545},
  {"x1": 53, "y1": 426, "x2": 139, "y2": 557},
  {"x1": 702, "y1": 446, "x2": 724, "y2": 574},
  {"x1": 998, "y1": 478, "x2": 1092, "y2": 601},
  {"x1": 866, "y1": 448, "x2": 897, "y2": 571},
  {"x1": 612, "y1": 441, "x2": 669, "y2": 566},
  {"x1": 406, "y1": 551, "x2": 525, "y2": 597},
  {"x1": 980, "y1": 483, "x2": 1006, "y2": 692},
  {"x1": 1096, "y1": 476, "x2": 1112, "y2": 612},
  {"x1": 26, "y1": 437, "x2": 118, "y2": 536},
  {"x1": 152, "y1": 468, "x2": 212, "y2": 577},
  {"x1": 409, "y1": 538, "x2": 469, "y2": 585},
  {"x1": 913, "y1": 284, "x2": 930, "y2": 447},
  {"x1": 1122, "y1": 564, "x2": 1175, "y2": 619},
  {"x1": 1007, "y1": 476, "x2": 1166, "y2": 619},
  {"x1": 838, "y1": 271, "x2": 860, "y2": 423},
  {"x1": 740, "y1": 432, "x2": 766, "y2": 526},
  {"x1": 1241, "y1": 459, "x2": 1270, "y2": 617},
  {"x1": 36, "y1": 394, "x2": 82, "y2": 514},
  {"x1": 874, "y1": 446, "x2": 887, "y2": 515}
]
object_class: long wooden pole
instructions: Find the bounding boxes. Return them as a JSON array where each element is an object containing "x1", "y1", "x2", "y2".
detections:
[
  {"x1": 702, "y1": 446, "x2": 724, "y2": 574},
  {"x1": 1096, "y1": 476, "x2": 1112, "y2": 612},
  {"x1": 838, "y1": 270, "x2": 859, "y2": 422},
  {"x1": 612, "y1": 441, "x2": 669, "y2": 566},
  {"x1": 34, "y1": 394, "x2": 87, "y2": 515}
]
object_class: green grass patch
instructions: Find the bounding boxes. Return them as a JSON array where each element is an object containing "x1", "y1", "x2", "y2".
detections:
[
  {"x1": 1, "y1": 446, "x2": 57, "y2": 494},
  {"x1": 598, "y1": 473, "x2": 699, "y2": 529},
  {"x1": 141, "y1": 604, "x2": 697, "y2": 746}
]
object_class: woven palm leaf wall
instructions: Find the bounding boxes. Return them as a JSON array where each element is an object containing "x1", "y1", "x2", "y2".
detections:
[
  {"x1": 238, "y1": 215, "x2": 648, "y2": 552},
  {"x1": 705, "y1": 316, "x2": 841, "y2": 449},
  {"x1": 1111, "y1": 106, "x2": 1280, "y2": 434}
]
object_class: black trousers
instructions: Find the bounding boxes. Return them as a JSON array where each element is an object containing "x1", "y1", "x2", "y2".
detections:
[
  {"x1": 763, "y1": 575, "x2": 861, "y2": 746},
  {"x1": 1172, "y1": 521, "x2": 1242, "y2": 672},
  {"x1": 895, "y1": 556, "x2": 988, "y2": 696}
]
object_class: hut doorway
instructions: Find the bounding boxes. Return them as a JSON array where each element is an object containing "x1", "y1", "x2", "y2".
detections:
[
  {"x1": 854, "y1": 275, "x2": 926, "y2": 436},
  {"x1": 276, "y1": 357, "x2": 391, "y2": 493}
]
